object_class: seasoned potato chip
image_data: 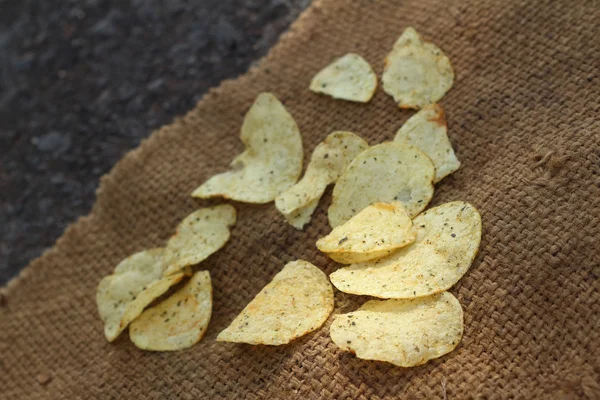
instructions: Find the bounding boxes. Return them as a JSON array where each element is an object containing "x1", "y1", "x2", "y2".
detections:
[
  {"x1": 330, "y1": 202, "x2": 481, "y2": 298},
  {"x1": 275, "y1": 131, "x2": 369, "y2": 229},
  {"x1": 96, "y1": 248, "x2": 186, "y2": 342},
  {"x1": 280, "y1": 198, "x2": 320, "y2": 230},
  {"x1": 111, "y1": 248, "x2": 165, "y2": 277},
  {"x1": 192, "y1": 93, "x2": 303, "y2": 203},
  {"x1": 163, "y1": 205, "x2": 236, "y2": 276},
  {"x1": 394, "y1": 104, "x2": 460, "y2": 182},
  {"x1": 382, "y1": 27, "x2": 454, "y2": 109},
  {"x1": 130, "y1": 271, "x2": 212, "y2": 351},
  {"x1": 309, "y1": 53, "x2": 377, "y2": 103},
  {"x1": 217, "y1": 260, "x2": 333, "y2": 345},
  {"x1": 328, "y1": 142, "x2": 434, "y2": 228},
  {"x1": 330, "y1": 292, "x2": 463, "y2": 367},
  {"x1": 317, "y1": 202, "x2": 415, "y2": 263}
]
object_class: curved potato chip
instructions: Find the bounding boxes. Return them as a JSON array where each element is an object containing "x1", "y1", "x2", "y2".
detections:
[
  {"x1": 192, "y1": 93, "x2": 303, "y2": 203},
  {"x1": 96, "y1": 248, "x2": 186, "y2": 342},
  {"x1": 130, "y1": 271, "x2": 212, "y2": 351},
  {"x1": 163, "y1": 205, "x2": 236, "y2": 276},
  {"x1": 309, "y1": 53, "x2": 377, "y2": 103},
  {"x1": 330, "y1": 202, "x2": 482, "y2": 298},
  {"x1": 217, "y1": 260, "x2": 333, "y2": 345},
  {"x1": 280, "y1": 197, "x2": 321, "y2": 230},
  {"x1": 330, "y1": 292, "x2": 463, "y2": 367},
  {"x1": 275, "y1": 131, "x2": 369, "y2": 229},
  {"x1": 382, "y1": 27, "x2": 454, "y2": 109},
  {"x1": 328, "y1": 142, "x2": 434, "y2": 228},
  {"x1": 317, "y1": 202, "x2": 416, "y2": 264},
  {"x1": 394, "y1": 104, "x2": 460, "y2": 182},
  {"x1": 97, "y1": 249, "x2": 165, "y2": 323}
]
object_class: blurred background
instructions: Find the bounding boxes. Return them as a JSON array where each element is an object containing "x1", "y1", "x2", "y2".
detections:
[{"x1": 0, "y1": 0, "x2": 311, "y2": 285}]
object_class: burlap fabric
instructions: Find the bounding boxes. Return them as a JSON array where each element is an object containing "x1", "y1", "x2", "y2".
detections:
[{"x1": 2, "y1": 0, "x2": 600, "y2": 398}]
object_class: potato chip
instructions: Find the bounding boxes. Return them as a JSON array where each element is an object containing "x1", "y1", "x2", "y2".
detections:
[
  {"x1": 130, "y1": 271, "x2": 212, "y2": 351},
  {"x1": 163, "y1": 205, "x2": 236, "y2": 276},
  {"x1": 96, "y1": 248, "x2": 186, "y2": 341},
  {"x1": 394, "y1": 104, "x2": 460, "y2": 182},
  {"x1": 330, "y1": 292, "x2": 463, "y2": 367},
  {"x1": 330, "y1": 202, "x2": 481, "y2": 298},
  {"x1": 275, "y1": 131, "x2": 369, "y2": 229},
  {"x1": 317, "y1": 202, "x2": 416, "y2": 263},
  {"x1": 192, "y1": 93, "x2": 303, "y2": 203},
  {"x1": 217, "y1": 260, "x2": 333, "y2": 345},
  {"x1": 328, "y1": 142, "x2": 434, "y2": 228},
  {"x1": 280, "y1": 197, "x2": 320, "y2": 230},
  {"x1": 309, "y1": 53, "x2": 377, "y2": 103},
  {"x1": 382, "y1": 27, "x2": 454, "y2": 109}
]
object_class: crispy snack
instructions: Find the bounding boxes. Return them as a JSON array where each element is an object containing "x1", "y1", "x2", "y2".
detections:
[
  {"x1": 330, "y1": 202, "x2": 482, "y2": 298},
  {"x1": 130, "y1": 271, "x2": 212, "y2": 351},
  {"x1": 316, "y1": 202, "x2": 416, "y2": 263},
  {"x1": 281, "y1": 198, "x2": 321, "y2": 230},
  {"x1": 96, "y1": 248, "x2": 186, "y2": 342},
  {"x1": 382, "y1": 27, "x2": 454, "y2": 109},
  {"x1": 328, "y1": 142, "x2": 435, "y2": 227},
  {"x1": 192, "y1": 93, "x2": 303, "y2": 203},
  {"x1": 217, "y1": 260, "x2": 334, "y2": 345},
  {"x1": 309, "y1": 53, "x2": 377, "y2": 102},
  {"x1": 394, "y1": 104, "x2": 460, "y2": 182},
  {"x1": 330, "y1": 292, "x2": 463, "y2": 367},
  {"x1": 163, "y1": 205, "x2": 236, "y2": 276},
  {"x1": 275, "y1": 131, "x2": 369, "y2": 229}
]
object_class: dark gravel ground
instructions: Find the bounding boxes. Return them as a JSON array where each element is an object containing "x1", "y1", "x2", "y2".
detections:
[{"x1": 0, "y1": 0, "x2": 310, "y2": 285}]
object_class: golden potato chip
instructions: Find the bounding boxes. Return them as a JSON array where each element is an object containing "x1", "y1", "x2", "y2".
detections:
[
  {"x1": 217, "y1": 260, "x2": 333, "y2": 345},
  {"x1": 330, "y1": 202, "x2": 481, "y2": 298},
  {"x1": 163, "y1": 205, "x2": 236, "y2": 276},
  {"x1": 309, "y1": 53, "x2": 377, "y2": 103},
  {"x1": 328, "y1": 142, "x2": 434, "y2": 228},
  {"x1": 382, "y1": 27, "x2": 454, "y2": 109},
  {"x1": 96, "y1": 248, "x2": 186, "y2": 342},
  {"x1": 130, "y1": 271, "x2": 212, "y2": 351},
  {"x1": 394, "y1": 104, "x2": 460, "y2": 182},
  {"x1": 317, "y1": 202, "x2": 416, "y2": 263},
  {"x1": 192, "y1": 93, "x2": 303, "y2": 203},
  {"x1": 275, "y1": 131, "x2": 369, "y2": 229},
  {"x1": 330, "y1": 292, "x2": 463, "y2": 367}
]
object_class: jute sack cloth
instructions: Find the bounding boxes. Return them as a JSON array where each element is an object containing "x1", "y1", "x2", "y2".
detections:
[{"x1": 1, "y1": 0, "x2": 599, "y2": 398}]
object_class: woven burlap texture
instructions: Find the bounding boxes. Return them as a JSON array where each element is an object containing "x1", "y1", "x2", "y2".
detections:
[{"x1": 2, "y1": 0, "x2": 599, "y2": 398}]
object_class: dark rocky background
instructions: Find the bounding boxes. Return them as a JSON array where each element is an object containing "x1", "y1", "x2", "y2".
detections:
[{"x1": 0, "y1": 0, "x2": 310, "y2": 285}]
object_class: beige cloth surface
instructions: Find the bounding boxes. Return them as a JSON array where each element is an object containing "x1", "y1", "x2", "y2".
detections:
[{"x1": 1, "y1": 0, "x2": 599, "y2": 398}]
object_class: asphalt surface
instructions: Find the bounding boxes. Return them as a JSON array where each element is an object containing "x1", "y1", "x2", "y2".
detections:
[{"x1": 0, "y1": 0, "x2": 310, "y2": 285}]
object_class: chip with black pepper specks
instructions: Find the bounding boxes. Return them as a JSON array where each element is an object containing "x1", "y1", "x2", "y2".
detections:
[
  {"x1": 130, "y1": 271, "x2": 212, "y2": 351},
  {"x1": 394, "y1": 104, "x2": 460, "y2": 183},
  {"x1": 382, "y1": 27, "x2": 454, "y2": 109},
  {"x1": 328, "y1": 142, "x2": 435, "y2": 228},
  {"x1": 309, "y1": 53, "x2": 377, "y2": 103},
  {"x1": 317, "y1": 202, "x2": 416, "y2": 263},
  {"x1": 330, "y1": 292, "x2": 463, "y2": 367},
  {"x1": 217, "y1": 260, "x2": 333, "y2": 345},
  {"x1": 329, "y1": 201, "x2": 482, "y2": 298},
  {"x1": 192, "y1": 93, "x2": 303, "y2": 203},
  {"x1": 163, "y1": 205, "x2": 236, "y2": 276},
  {"x1": 96, "y1": 248, "x2": 187, "y2": 342},
  {"x1": 275, "y1": 131, "x2": 368, "y2": 229}
]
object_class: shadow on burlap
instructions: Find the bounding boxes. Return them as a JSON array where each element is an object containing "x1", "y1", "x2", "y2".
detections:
[{"x1": 1, "y1": 0, "x2": 599, "y2": 398}]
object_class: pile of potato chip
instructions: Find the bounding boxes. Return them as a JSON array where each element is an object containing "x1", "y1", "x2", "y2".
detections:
[
  {"x1": 96, "y1": 204, "x2": 236, "y2": 348},
  {"x1": 96, "y1": 27, "x2": 482, "y2": 368}
]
